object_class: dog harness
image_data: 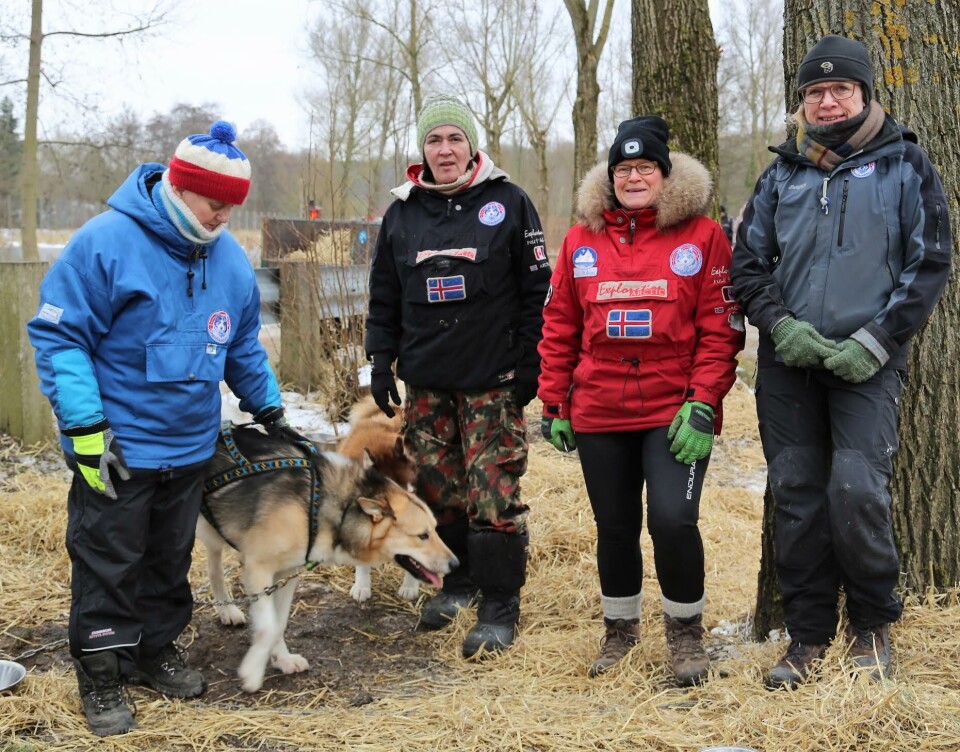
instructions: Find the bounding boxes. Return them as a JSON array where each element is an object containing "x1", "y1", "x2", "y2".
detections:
[{"x1": 203, "y1": 424, "x2": 323, "y2": 562}]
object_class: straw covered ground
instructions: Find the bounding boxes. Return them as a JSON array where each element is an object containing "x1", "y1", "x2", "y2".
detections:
[{"x1": 2, "y1": 380, "x2": 960, "y2": 751}]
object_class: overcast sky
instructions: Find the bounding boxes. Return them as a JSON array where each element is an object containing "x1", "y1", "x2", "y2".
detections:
[{"x1": 7, "y1": 0, "x2": 727, "y2": 151}]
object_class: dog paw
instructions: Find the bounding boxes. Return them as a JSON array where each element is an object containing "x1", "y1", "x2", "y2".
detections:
[
  {"x1": 238, "y1": 666, "x2": 264, "y2": 693},
  {"x1": 272, "y1": 653, "x2": 309, "y2": 674},
  {"x1": 397, "y1": 581, "x2": 420, "y2": 601},
  {"x1": 350, "y1": 583, "x2": 372, "y2": 602},
  {"x1": 216, "y1": 605, "x2": 246, "y2": 626}
]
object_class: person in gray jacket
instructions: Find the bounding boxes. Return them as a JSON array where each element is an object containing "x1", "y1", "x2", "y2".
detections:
[{"x1": 731, "y1": 34, "x2": 951, "y2": 690}]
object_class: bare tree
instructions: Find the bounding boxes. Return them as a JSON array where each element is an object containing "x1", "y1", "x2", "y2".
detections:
[
  {"x1": 563, "y1": 0, "x2": 617, "y2": 219},
  {"x1": 716, "y1": 0, "x2": 785, "y2": 210},
  {"x1": 5, "y1": 0, "x2": 173, "y2": 261},
  {"x1": 631, "y1": 0, "x2": 720, "y2": 185}
]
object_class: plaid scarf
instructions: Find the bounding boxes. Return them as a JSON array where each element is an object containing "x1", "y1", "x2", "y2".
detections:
[{"x1": 796, "y1": 100, "x2": 886, "y2": 171}]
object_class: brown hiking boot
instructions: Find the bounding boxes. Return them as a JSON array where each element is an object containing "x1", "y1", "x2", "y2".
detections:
[
  {"x1": 588, "y1": 618, "x2": 639, "y2": 677},
  {"x1": 664, "y1": 615, "x2": 709, "y2": 686},
  {"x1": 765, "y1": 640, "x2": 827, "y2": 690},
  {"x1": 846, "y1": 623, "x2": 891, "y2": 680}
]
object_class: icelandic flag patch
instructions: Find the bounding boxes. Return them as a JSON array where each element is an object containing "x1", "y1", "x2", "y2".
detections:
[
  {"x1": 427, "y1": 275, "x2": 466, "y2": 302},
  {"x1": 606, "y1": 309, "x2": 652, "y2": 338}
]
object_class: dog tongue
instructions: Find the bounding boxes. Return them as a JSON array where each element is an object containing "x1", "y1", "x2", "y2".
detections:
[{"x1": 423, "y1": 570, "x2": 441, "y2": 588}]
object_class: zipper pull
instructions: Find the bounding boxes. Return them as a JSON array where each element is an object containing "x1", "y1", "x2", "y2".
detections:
[{"x1": 819, "y1": 177, "x2": 830, "y2": 215}]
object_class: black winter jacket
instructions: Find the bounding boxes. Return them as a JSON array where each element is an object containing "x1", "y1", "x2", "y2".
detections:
[{"x1": 366, "y1": 175, "x2": 551, "y2": 391}]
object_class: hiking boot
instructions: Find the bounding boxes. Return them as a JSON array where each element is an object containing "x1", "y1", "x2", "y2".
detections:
[
  {"x1": 462, "y1": 594, "x2": 519, "y2": 659},
  {"x1": 764, "y1": 640, "x2": 828, "y2": 690},
  {"x1": 418, "y1": 588, "x2": 479, "y2": 631},
  {"x1": 664, "y1": 614, "x2": 710, "y2": 686},
  {"x1": 130, "y1": 643, "x2": 206, "y2": 698},
  {"x1": 588, "y1": 618, "x2": 639, "y2": 678},
  {"x1": 846, "y1": 623, "x2": 891, "y2": 680},
  {"x1": 76, "y1": 652, "x2": 137, "y2": 737}
]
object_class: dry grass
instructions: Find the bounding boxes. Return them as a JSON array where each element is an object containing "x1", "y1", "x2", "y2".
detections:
[{"x1": 2, "y1": 382, "x2": 960, "y2": 751}]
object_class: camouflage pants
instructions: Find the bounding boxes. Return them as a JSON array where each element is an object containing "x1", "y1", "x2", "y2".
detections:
[{"x1": 402, "y1": 385, "x2": 529, "y2": 534}]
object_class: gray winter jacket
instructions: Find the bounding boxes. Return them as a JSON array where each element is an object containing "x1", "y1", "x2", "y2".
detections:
[{"x1": 731, "y1": 114, "x2": 951, "y2": 370}]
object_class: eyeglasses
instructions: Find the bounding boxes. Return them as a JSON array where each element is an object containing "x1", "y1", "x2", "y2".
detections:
[
  {"x1": 801, "y1": 82, "x2": 858, "y2": 104},
  {"x1": 612, "y1": 163, "x2": 657, "y2": 179}
]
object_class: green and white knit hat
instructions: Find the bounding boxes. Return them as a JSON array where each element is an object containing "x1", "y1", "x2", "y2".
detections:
[{"x1": 416, "y1": 94, "x2": 478, "y2": 155}]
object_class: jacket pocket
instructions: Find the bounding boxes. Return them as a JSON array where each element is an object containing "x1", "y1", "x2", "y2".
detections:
[
  {"x1": 146, "y1": 343, "x2": 226, "y2": 383},
  {"x1": 404, "y1": 245, "x2": 490, "y2": 304}
]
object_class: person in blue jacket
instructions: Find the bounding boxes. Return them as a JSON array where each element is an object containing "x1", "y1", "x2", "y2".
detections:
[
  {"x1": 27, "y1": 121, "x2": 296, "y2": 737},
  {"x1": 731, "y1": 36, "x2": 951, "y2": 690}
]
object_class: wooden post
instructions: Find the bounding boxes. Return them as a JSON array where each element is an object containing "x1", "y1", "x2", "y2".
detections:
[{"x1": 0, "y1": 261, "x2": 56, "y2": 444}]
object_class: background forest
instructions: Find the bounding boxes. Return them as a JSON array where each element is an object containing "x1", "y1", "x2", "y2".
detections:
[{"x1": 0, "y1": 0, "x2": 784, "y2": 250}]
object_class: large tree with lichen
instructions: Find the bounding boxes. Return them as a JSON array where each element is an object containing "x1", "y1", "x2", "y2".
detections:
[{"x1": 753, "y1": 0, "x2": 960, "y2": 638}]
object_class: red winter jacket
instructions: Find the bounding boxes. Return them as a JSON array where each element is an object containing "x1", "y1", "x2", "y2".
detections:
[{"x1": 537, "y1": 155, "x2": 744, "y2": 433}]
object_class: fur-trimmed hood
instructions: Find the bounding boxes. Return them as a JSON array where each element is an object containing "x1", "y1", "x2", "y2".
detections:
[{"x1": 575, "y1": 152, "x2": 713, "y2": 234}]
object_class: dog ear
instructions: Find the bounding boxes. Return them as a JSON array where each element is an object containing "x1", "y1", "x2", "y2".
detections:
[
  {"x1": 357, "y1": 495, "x2": 392, "y2": 522},
  {"x1": 362, "y1": 449, "x2": 375, "y2": 470},
  {"x1": 392, "y1": 436, "x2": 405, "y2": 458}
]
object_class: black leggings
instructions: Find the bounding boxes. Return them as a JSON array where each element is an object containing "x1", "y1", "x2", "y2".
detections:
[{"x1": 576, "y1": 427, "x2": 708, "y2": 604}]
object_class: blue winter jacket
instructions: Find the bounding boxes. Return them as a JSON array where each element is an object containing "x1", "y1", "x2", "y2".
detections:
[
  {"x1": 731, "y1": 115, "x2": 951, "y2": 370},
  {"x1": 27, "y1": 163, "x2": 281, "y2": 469}
]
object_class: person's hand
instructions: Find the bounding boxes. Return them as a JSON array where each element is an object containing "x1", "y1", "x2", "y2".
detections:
[
  {"x1": 370, "y1": 352, "x2": 401, "y2": 418},
  {"x1": 540, "y1": 417, "x2": 576, "y2": 452},
  {"x1": 254, "y1": 405, "x2": 317, "y2": 455},
  {"x1": 513, "y1": 366, "x2": 540, "y2": 408},
  {"x1": 63, "y1": 420, "x2": 131, "y2": 500},
  {"x1": 824, "y1": 339, "x2": 881, "y2": 383},
  {"x1": 771, "y1": 318, "x2": 840, "y2": 368},
  {"x1": 667, "y1": 401, "x2": 715, "y2": 464}
]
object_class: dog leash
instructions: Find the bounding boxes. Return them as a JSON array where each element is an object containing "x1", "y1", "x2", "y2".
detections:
[{"x1": 192, "y1": 563, "x2": 319, "y2": 608}]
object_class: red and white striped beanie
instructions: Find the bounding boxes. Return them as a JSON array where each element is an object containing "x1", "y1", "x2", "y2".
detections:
[{"x1": 168, "y1": 120, "x2": 251, "y2": 205}]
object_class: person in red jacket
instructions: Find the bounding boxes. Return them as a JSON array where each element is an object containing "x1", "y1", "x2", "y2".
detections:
[{"x1": 537, "y1": 116, "x2": 744, "y2": 684}]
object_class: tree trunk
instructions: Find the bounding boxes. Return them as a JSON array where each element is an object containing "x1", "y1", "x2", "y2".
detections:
[
  {"x1": 753, "y1": 483, "x2": 784, "y2": 639},
  {"x1": 631, "y1": 0, "x2": 719, "y2": 184},
  {"x1": 754, "y1": 1, "x2": 960, "y2": 623},
  {"x1": 19, "y1": 0, "x2": 42, "y2": 263}
]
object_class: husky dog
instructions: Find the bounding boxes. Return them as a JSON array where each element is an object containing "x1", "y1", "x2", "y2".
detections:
[
  {"x1": 197, "y1": 424, "x2": 456, "y2": 693},
  {"x1": 337, "y1": 396, "x2": 422, "y2": 603}
]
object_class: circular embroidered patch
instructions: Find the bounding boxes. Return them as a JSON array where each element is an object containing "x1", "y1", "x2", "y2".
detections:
[
  {"x1": 207, "y1": 310, "x2": 231, "y2": 344},
  {"x1": 478, "y1": 201, "x2": 506, "y2": 226},
  {"x1": 851, "y1": 162, "x2": 876, "y2": 178},
  {"x1": 669, "y1": 244, "x2": 703, "y2": 276},
  {"x1": 572, "y1": 246, "x2": 598, "y2": 268}
]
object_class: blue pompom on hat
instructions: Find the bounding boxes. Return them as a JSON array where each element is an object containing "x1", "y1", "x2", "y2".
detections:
[{"x1": 168, "y1": 120, "x2": 252, "y2": 205}]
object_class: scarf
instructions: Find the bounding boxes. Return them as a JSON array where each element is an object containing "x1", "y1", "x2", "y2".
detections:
[
  {"x1": 390, "y1": 150, "x2": 508, "y2": 201},
  {"x1": 796, "y1": 100, "x2": 886, "y2": 171},
  {"x1": 157, "y1": 170, "x2": 228, "y2": 245}
]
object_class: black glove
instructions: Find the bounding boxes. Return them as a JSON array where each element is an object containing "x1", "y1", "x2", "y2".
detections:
[
  {"x1": 513, "y1": 365, "x2": 540, "y2": 408},
  {"x1": 63, "y1": 419, "x2": 131, "y2": 500},
  {"x1": 254, "y1": 405, "x2": 317, "y2": 455},
  {"x1": 370, "y1": 352, "x2": 401, "y2": 418}
]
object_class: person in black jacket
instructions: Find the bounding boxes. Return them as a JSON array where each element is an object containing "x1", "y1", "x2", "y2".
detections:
[
  {"x1": 731, "y1": 35, "x2": 951, "y2": 689},
  {"x1": 365, "y1": 94, "x2": 551, "y2": 658}
]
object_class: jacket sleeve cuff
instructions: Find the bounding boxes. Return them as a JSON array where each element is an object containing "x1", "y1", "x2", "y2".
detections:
[
  {"x1": 850, "y1": 327, "x2": 892, "y2": 366},
  {"x1": 542, "y1": 403, "x2": 570, "y2": 420},
  {"x1": 684, "y1": 388, "x2": 717, "y2": 409}
]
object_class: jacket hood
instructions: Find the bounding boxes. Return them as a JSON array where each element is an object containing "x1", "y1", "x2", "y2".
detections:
[
  {"x1": 576, "y1": 152, "x2": 712, "y2": 234},
  {"x1": 107, "y1": 163, "x2": 195, "y2": 253}
]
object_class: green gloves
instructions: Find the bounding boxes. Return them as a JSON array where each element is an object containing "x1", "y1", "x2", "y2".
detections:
[
  {"x1": 541, "y1": 417, "x2": 576, "y2": 452},
  {"x1": 667, "y1": 401, "x2": 715, "y2": 464},
  {"x1": 824, "y1": 339, "x2": 881, "y2": 383},
  {"x1": 63, "y1": 420, "x2": 131, "y2": 500},
  {"x1": 771, "y1": 318, "x2": 840, "y2": 368}
]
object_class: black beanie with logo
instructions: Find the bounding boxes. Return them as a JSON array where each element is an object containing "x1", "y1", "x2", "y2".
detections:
[
  {"x1": 797, "y1": 35, "x2": 873, "y2": 100},
  {"x1": 607, "y1": 116, "x2": 672, "y2": 178}
]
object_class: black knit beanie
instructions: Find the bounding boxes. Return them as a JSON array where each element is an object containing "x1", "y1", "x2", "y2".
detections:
[
  {"x1": 607, "y1": 116, "x2": 671, "y2": 178},
  {"x1": 797, "y1": 35, "x2": 873, "y2": 101}
]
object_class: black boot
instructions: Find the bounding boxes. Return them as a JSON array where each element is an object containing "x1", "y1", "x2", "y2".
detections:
[
  {"x1": 462, "y1": 530, "x2": 527, "y2": 659},
  {"x1": 76, "y1": 652, "x2": 137, "y2": 737},
  {"x1": 419, "y1": 517, "x2": 479, "y2": 631},
  {"x1": 130, "y1": 642, "x2": 206, "y2": 698}
]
